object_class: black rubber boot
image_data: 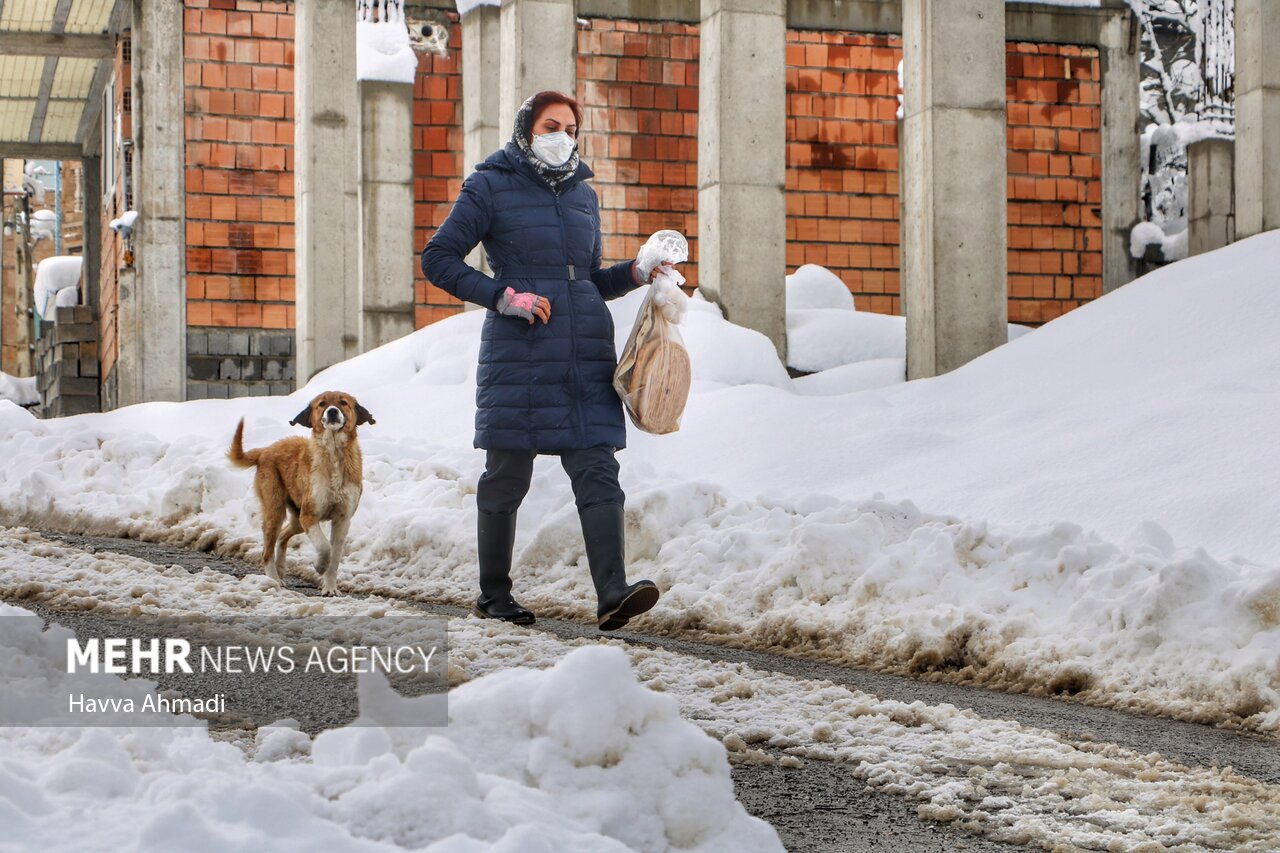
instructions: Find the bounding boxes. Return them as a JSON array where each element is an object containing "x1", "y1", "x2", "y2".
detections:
[
  {"x1": 580, "y1": 502, "x2": 659, "y2": 631},
  {"x1": 475, "y1": 509, "x2": 535, "y2": 624}
]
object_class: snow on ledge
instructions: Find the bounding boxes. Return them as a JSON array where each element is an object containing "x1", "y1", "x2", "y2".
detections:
[{"x1": 357, "y1": 0, "x2": 419, "y2": 84}]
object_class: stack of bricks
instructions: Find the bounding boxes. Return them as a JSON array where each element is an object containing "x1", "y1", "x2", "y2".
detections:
[
  {"x1": 186, "y1": 328, "x2": 295, "y2": 399},
  {"x1": 786, "y1": 32, "x2": 902, "y2": 315},
  {"x1": 412, "y1": 15, "x2": 465, "y2": 329},
  {"x1": 576, "y1": 19, "x2": 701, "y2": 287},
  {"x1": 1005, "y1": 42, "x2": 1103, "y2": 325},
  {"x1": 183, "y1": 0, "x2": 296, "y2": 332},
  {"x1": 35, "y1": 307, "x2": 101, "y2": 418}
]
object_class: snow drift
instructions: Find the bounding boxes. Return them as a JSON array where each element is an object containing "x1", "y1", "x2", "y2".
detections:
[
  {"x1": 0, "y1": 601, "x2": 779, "y2": 851},
  {"x1": 1, "y1": 233, "x2": 1279, "y2": 731}
]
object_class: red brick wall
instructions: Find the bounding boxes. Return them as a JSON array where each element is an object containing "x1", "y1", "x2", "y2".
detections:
[
  {"x1": 164, "y1": 8, "x2": 1104, "y2": 344},
  {"x1": 412, "y1": 16, "x2": 465, "y2": 329},
  {"x1": 786, "y1": 32, "x2": 902, "y2": 314},
  {"x1": 784, "y1": 35, "x2": 1101, "y2": 324},
  {"x1": 576, "y1": 18, "x2": 700, "y2": 286},
  {"x1": 182, "y1": 0, "x2": 296, "y2": 331},
  {"x1": 1006, "y1": 42, "x2": 1102, "y2": 324}
]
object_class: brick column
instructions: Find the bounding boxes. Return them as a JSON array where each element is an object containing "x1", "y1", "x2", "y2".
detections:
[
  {"x1": 1099, "y1": 5, "x2": 1141, "y2": 293},
  {"x1": 498, "y1": 0, "x2": 577, "y2": 141},
  {"x1": 295, "y1": 0, "x2": 360, "y2": 383},
  {"x1": 1234, "y1": 0, "x2": 1280, "y2": 238},
  {"x1": 122, "y1": 0, "x2": 186, "y2": 404},
  {"x1": 698, "y1": 0, "x2": 788, "y2": 359},
  {"x1": 901, "y1": 0, "x2": 1006, "y2": 378},
  {"x1": 461, "y1": 3, "x2": 502, "y2": 310}
]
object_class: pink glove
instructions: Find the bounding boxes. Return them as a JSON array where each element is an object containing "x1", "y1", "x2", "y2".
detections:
[{"x1": 495, "y1": 287, "x2": 547, "y2": 323}]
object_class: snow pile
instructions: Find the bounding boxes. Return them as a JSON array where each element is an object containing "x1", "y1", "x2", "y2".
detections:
[
  {"x1": 783, "y1": 264, "x2": 1027, "y2": 382},
  {"x1": 0, "y1": 599, "x2": 780, "y2": 852},
  {"x1": 28, "y1": 208, "x2": 56, "y2": 242},
  {"x1": 356, "y1": 0, "x2": 419, "y2": 85},
  {"x1": 108, "y1": 209, "x2": 138, "y2": 235},
  {"x1": 32, "y1": 255, "x2": 82, "y2": 319},
  {"x1": 3, "y1": 235, "x2": 1280, "y2": 730},
  {"x1": 0, "y1": 372, "x2": 38, "y2": 407}
]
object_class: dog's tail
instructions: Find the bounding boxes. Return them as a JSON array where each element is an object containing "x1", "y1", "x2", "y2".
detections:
[{"x1": 227, "y1": 418, "x2": 262, "y2": 469}]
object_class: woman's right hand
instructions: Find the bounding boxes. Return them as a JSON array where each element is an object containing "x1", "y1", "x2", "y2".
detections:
[{"x1": 496, "y1": 287, "x2": 551, "y2": 324}]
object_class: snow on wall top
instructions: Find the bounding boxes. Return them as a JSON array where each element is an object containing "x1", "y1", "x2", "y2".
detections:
[
  {"x1": 357, "y1": 0, "x2": 418, "y2": 84},
  {"x1": 455, "y1": 0, "x2": 499, "y2": 14}
]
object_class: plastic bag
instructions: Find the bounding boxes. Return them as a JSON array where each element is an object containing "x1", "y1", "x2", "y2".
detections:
[{"x1": 613, "y1": 274, "x2": 692, "y2": 435}]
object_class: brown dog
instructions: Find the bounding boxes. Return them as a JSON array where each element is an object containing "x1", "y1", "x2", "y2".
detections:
[{"x1": 228, "y1": 391, "x2": 375, "y2": 595}]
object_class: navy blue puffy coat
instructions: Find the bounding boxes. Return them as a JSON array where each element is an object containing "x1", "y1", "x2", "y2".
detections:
[{"x1": 421, "y1": 143, "x2": 641, "y2": 451}]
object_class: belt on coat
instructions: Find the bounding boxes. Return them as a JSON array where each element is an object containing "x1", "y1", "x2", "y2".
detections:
[{"x1": 493, "y1": 264, "x2": 583, "y2": 281}]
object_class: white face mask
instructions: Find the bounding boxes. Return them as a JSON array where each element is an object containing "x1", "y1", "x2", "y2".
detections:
[{"x1": 531, "y1": 130, "x2": 577, "y2": 167}]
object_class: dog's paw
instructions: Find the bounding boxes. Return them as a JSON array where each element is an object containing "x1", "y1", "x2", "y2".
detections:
[{"x1": 320, "y1": 578, "x2": 340, "y2": 596}]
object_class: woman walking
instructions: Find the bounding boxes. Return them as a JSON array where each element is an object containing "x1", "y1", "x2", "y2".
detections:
[{"x1": 421, "y1": 91, "x2": 680, "y2": 631}]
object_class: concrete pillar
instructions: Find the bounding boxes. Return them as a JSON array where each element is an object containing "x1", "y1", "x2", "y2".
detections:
[
  {"x1": 81, "y1": 155, "x2": 101, "y2": 310},
  {"x1": 697, "y1": 0, "x2": 787, "y2": 359},
  {"x1": 1099, "y1": 6, "x2": 1141, "y2": 293},
  {"x1": 121, "y1": 0, "x2": 185, "y2": 405},
  {"x1": 295, "y1": 0, "x2": 360, "y2": 383},
  {"x1": 1188, "y1": 138, "x2": 1235, "y2": 255},
  {"x1": 1234, "y1": 0, "x2": 1280, "y2": 238},
  {"x1": 900, "y1": 0, "x2": 1006, "y2": 379},
  {"x1": 461, "y1": 3, "x2": 502, "y2": 307},
  {"x1": 358, "y1": 81, "x2": 416, "y2": 351},
  {"x1": 498, "y1": 0, "x2": 577, "y2": 142}
]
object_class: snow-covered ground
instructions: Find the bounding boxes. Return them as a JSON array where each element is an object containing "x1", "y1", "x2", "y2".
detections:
[
  {"x1": 0, "y1": 574, "x2": 778, "y2": 851},
  {"x1": 1, "y1": 234, "x2": 1279, "y2": 736},
  {"x1": 4, "y1": 533, "x2": 1278, "y2": 852}
]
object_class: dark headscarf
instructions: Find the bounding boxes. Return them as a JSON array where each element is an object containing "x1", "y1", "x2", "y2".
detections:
[{"x1": 510, "y1": 94, "x2": 581, "y2": 195}]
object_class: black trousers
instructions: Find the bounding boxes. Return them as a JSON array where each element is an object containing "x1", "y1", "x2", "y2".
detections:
[{"x1": 476, "y1": 447, "x2": 624, "y2": 515}]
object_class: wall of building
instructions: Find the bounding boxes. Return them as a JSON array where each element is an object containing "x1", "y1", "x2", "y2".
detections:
[
  {"x1": 412, "y1": 15, "x2": 465, "y2": 328},
  {"x1": 98, "y1": 34, "x2": 131, "y2": 405},
  {"x1": 90, "y1": 4, "x2": 1111, "y2": 407},
  {"x1": 182, "y1": 0, "x2": 297, "y2": 398}
]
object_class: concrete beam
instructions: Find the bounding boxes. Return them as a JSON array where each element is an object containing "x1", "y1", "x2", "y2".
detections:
[
  {"x1": 1188, "y1": 138, "x2": 1234, "y2": 256},
  {"x1": 77, "y1": 55, "x2": 116, "y2": 154},
  {"x1": 461, "y1": 2, "x2": 501, "y2": 306},
  {"x1": 0, "y1": 142, "x2": 83, "y2": 159},
  {"x1": 577, "y1": 0, "x2": 1119, "y2": 43},
  {"x1": 358, "y1": 80, "x2": 416, "y2": 351},
  {"x1": 901, "y1": 0, "x2": 1007, "y2": 379},
  {"x1": 1234, "y1": 0, "x2": 1280, "y2": 238},
  {"x1": 1099, "y1": 5, "x2": 1141, "y2": 293},
  {"x1": 0, "y1": 32, "x2": 115, "y2": 59},
  {"x1": 119, "y1": 0, "x2": 186, "y2": 405},
  {"x1": 294, "y1": 0, "x2": 360, "y2": 382},
  {"x1": 698, "y1": 0, "x2": 788, "y2": 359},
  {"x1": 498, "y1": 0, "x2": 577, "y2": 134}
]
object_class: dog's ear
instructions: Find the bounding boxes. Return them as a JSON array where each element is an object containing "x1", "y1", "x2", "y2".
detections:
[
  {"x1": 289, "y1": 404, "x2": 313, "y2": 428},
  {"x1": 355, "y1": 404, "x2": 376, "y2": 426}
]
